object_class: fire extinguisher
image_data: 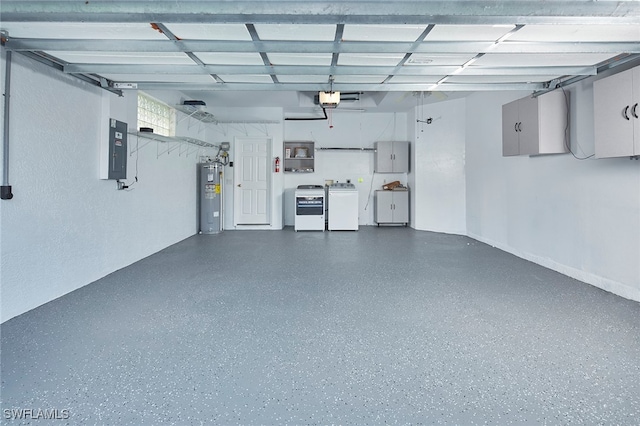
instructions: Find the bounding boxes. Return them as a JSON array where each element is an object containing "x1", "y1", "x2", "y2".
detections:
[{"x1": 274, "y1": 156, "x2": 280, "y2": 173}]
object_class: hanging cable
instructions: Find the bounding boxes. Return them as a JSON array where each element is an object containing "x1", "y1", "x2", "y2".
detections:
[{"x1": 561, "y1": 87, "x2": 594, "y2": 160}]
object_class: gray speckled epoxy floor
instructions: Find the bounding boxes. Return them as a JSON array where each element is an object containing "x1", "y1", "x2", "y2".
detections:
[{"x1": 1, "y1": 227, "x2": 639, "y2": 425}]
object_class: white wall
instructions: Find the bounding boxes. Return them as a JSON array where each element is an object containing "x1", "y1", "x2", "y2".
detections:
[
  {"x1": 284, "y1": 112, "x2": 407, "y2": 226},
  {"x1": 2, "y1": 50, "x2": 637, "y2": 322},
  {"x1": 466, "y1": 85, "x2": 640, "y2": 302},
  {"x1": 411, "y1": 97, "x2": 466, "y2": 234},
  {"x1": 0, "y1": 55, "x2": 209, "y2": 322},
  {"x1": 198, "y1": 107, "x2": 284, "y2": 231}
]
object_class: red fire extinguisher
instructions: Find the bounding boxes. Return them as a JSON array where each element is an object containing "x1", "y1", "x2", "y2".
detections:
[{"x1": 274, "y1": 156, "x2": 280, "y2": 173}]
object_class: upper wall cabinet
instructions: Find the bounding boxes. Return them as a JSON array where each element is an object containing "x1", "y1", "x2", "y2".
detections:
[
  {"x1": 284, "y1": 141, "x2": 315, "y2": 173},
  {"x1": 374, "y1": 141, "x2": 410, "y2": 173},
  {"x1": 594, "y1": 66, "x2": 640, "y2": 158},
  {"x1": 502, "y1": 91, "x2": 568, "y2": 156}
]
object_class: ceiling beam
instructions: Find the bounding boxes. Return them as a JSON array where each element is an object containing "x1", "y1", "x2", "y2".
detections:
[
  {"x1": 16, "y1": 51, "x2": 123, "y2": 96},
  {"x1": 245, "y1": 23, "x2": 280, "y2": 84},
  {"x1": 152, "y1": 22, "x2": 223, "y2": 83},
  {"x1": 6, "y1": 39, "x2": 640, "y2": 54},
  {"x1": 126, "y1": 82, "x2": 545, "y2": 92},
  {"x1": 63, "y1": 63, "x2": 598, "y2": 77},
  {"x1": 382, "y1": 24, "x2": 435, "y2": 84},
  {"x1": 2, "y1": 1, "x2": 639, "y2": 24}
]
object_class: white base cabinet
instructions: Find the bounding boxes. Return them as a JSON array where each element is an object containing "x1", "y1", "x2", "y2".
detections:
[
  {"x1": 502, "y1": 91, "x2": 568, "y2": 156},
  {"x1": 594, "y1": 66, "x2": 640, "y2": 158},
  {"x1": 374, "y1": 190, "x2": 409, "y2": 225}
]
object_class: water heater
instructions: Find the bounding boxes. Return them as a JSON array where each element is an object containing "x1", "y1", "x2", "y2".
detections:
[{"x1": 198, "y1": 162, "x2": 223, "y2": 234}]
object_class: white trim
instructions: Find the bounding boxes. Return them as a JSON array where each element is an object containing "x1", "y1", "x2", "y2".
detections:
[{"x1": 467, "y1": 232, "x2": 640, "y2": 303}]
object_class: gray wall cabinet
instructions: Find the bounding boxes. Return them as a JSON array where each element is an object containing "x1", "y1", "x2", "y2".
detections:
[
  {"x1": 594, "y1": 66, "x2": 640, "y2": 158},
  {"x1": 502, "y1": 91, "x2": 568, "y2": 156},
  {"x1": 374, "y1": 141, "x2": 410, "y2": 172}
]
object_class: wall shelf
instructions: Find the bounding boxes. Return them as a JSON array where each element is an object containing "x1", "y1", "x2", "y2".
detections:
[
  {"x1": 175, "y1": 104, "x2": 280, "y2": 125},
  {"x1": 317, "y1": 147, "x2": 375, "y2": 152},
  {"x1": 175, "y1": 105, "x2": 218, "y2": 124},
  {"x1": 128, "y1": 131, "x2": 216, "y2": 157},
  {"x1": 284, "y1": 141, "x2": 315, "y2": 173}
]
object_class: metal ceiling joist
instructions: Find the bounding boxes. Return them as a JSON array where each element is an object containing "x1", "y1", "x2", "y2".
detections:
[
  {"x1": 1, "y1": 1, "x2": 637, "y2": 99},
  {"x1": 6, "y1": 39, "x2": 640, "y2": 55},
  {"x1": 382, "y1": 24, "x2": 435, "y2": 84},
  {"x1": 151, "y1": 22, "x2": 223, "y2": 83},
  {"x1": 129, "y1": 82, "x2": 545, "y2": 92},
  {"x1": 63, "y1": 63, "x2": 598, "y2": 77},
  {"x1": 245, "y1": 23, "x2": 280, "y2": 84},
  {"x1": 15, "y1": 50, "x2": 123, "y2": 96},
  {"x1": 2, "y1": 1, "x2": 639, "y2": 25},
  {"x1": 533, "y1": 53, "x2": 640, "y2": 97}
]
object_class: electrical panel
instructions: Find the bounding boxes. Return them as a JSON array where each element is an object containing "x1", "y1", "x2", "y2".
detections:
[{"x1": 101, "y1": 119, "x2": 127, "y2": 180}]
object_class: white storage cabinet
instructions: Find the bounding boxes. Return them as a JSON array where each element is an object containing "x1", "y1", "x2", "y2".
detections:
[
  {"x1": 502, "y1": 91, "x2": 568, "y2": 156},
  {"x1": 594, "y1": 66, "x2": 640, "y2": 158},
  {"x1": 374, "y1": 190, "x2": 409, "y2": 225},
  {"x1": 374, "y1": 141, "x2": 410, "y2": 172}
]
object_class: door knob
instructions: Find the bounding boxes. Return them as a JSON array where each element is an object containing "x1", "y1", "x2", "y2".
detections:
[{"x1": 237, "y1": 184, "x2": 242, "y2": 187}]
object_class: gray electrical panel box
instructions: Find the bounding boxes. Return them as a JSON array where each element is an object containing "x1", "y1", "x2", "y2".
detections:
[{"x1": 108, "y1": 119, "x2": 127, "y2": 180}]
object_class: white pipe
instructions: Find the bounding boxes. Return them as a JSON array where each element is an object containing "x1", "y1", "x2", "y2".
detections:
[{"x1": 2, "y1": 49, "x2": 13, "y2": 199}]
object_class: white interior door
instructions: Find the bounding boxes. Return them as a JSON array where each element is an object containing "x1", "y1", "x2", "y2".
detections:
[{"x1": 234, "y1": 137, "x2": 271, "y2": 225}]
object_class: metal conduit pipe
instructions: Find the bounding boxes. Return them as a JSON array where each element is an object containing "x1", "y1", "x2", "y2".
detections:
[
  {"x1": 284, "y1": 108, "x2": 328, "y2": 121},
  {"x1": 2, "y1": 48, "x2": 13, "y2": 200}
]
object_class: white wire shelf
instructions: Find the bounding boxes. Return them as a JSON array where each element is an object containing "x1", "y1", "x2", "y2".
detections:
[
  {"x1": 174, "y1": 104, "x2": 219, "y2": 124},
  {"x1": 130, "y1": 131, "x2": 215, "y2": 147},
  {"x1": 179, "y1": 136, "x2": 217, "y2": 148},
  {"x1": 128, "y1": 131, "x2": 217, "y2": 157},
  {"x1": 175, "y1": 104, "x2": 280, "y2": 125}
]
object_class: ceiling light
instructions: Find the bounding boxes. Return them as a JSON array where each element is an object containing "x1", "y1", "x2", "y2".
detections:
[{"x1": 407, "y1": 56, "x2": 434, "y2": 65}]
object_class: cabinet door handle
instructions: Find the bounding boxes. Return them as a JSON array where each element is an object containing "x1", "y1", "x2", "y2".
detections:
[
  {"x1": 517, "y1": 122, "x2": 522, "y2": 132},
  {"x1": 633, "y1": 103, "x2": 638, "y2": 119},
  {"x1": 623, "y1": 105, "x2": 630, "y2": 120}
]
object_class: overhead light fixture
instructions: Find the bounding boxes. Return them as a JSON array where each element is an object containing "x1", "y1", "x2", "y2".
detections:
[
  {"x1": 113, "y1": 82, "x2": 138, "y2": 89},
  {"x1": 407, "y1": 56, "x2": 434, "y2": 65},
  {"x1": 319, "y1": 91, "x2": 340, "y2": 109}
]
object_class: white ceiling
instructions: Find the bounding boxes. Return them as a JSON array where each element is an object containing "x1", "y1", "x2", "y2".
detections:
[{"x1": 1, "y1": 1, "x2": 639, "y2": 113}]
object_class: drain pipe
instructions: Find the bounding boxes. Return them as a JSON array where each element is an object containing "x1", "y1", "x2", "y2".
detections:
[{"x1": 2, "y1": 47, "x2": 13, "y2": 200}]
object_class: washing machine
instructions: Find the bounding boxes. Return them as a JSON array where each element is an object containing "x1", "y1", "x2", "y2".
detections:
[
  {"x1": 328, "y1": 183, "x2": 359, "y2": 231},
  {"x1": 295, "y1": 185, "x2": 325, "y2": 231}
]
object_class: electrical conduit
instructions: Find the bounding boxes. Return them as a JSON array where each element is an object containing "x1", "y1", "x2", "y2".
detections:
[{"x1": 2, "y1": 48, "x2": 13, "y2": 199}]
